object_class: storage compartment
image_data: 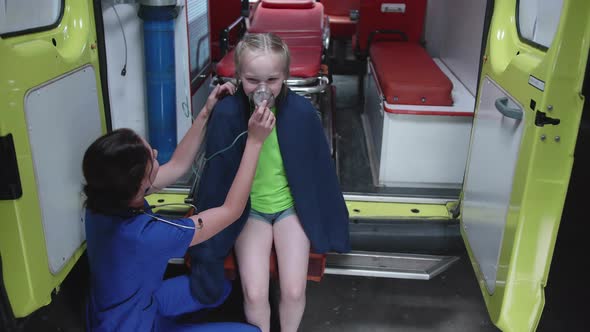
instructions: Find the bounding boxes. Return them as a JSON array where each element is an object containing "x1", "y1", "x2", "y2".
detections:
[
  {"x1": 363, "y1": 58, "x2": 474, "y2": 189},
  {"x1": 335, "y1": 0, "x2": 487, "y2": 196}
]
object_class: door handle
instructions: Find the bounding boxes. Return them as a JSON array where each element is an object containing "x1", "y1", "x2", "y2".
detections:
[{"x1": 494, "y1": 97, "x2": 522, "y2": 120}]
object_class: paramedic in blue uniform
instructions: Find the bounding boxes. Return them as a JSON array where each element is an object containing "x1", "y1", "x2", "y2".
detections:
[{"x1": 82, "y1": 82, "x2": 274, "y2": 331}]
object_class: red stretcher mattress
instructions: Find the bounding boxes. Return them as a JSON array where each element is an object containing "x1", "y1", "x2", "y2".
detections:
[{"x1": 370, "y1": 42, "x2": 453, "y2": 106}]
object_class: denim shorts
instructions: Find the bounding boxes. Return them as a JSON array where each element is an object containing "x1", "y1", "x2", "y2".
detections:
[{"x1": 249, "y1": 206, "x2": 296, "y2": 225}]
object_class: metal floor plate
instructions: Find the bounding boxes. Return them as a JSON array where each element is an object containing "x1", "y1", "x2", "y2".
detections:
[{"x1": 325, "y1": 250, "x2": 460, "y2": 280}]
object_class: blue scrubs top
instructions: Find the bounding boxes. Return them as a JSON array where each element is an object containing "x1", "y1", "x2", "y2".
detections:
[{"x1": 85, "y1": 201, "x2": 196, "y2": 331}]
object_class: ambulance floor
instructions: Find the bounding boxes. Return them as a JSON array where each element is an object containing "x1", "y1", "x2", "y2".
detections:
[
  {"x1": 19, "y1": 241, "x2": 587, "y2": 332},
  {"x1": 18, "y1": 253, "x2": 496, "y2": 332},
  {"x1": 196, "y1": 253, "x2": 501, "y2": 332}
]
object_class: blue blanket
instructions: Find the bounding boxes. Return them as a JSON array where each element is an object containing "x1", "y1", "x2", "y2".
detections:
[{"x1": 187, "y1": 89, "x2": 350, "y2": 304}]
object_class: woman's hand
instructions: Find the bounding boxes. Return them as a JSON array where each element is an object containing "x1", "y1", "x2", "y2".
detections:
[
  {"x1": 202, "y1": 82, "x2": 237, "y2": 119},
  {"x1": 248, "y1": 100, "x2": 275, "y2": 144},
  {"x1": 150, "y1": 82, "x2": 236, "y2": 192}
]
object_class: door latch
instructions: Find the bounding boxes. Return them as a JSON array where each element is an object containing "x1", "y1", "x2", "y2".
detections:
[{"x1": 535, "y1": 111, "x2": 560, "y2": 127}]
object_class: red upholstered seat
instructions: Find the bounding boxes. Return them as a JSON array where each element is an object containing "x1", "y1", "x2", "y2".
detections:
[
  {"x1": 321, "y1": 0, "x2": 359, "y2": 38},
  {"x1": 370, "y1": 42, "x2": 453, "y2": 106},
  {"x1": 327, "y1": 15, "x2": 356, "y2": 39},
  {"x1": 250, "y1": 1, "x2": 324, "y2": 37},
  {"x1": 355, "y1": 0, "x2": 453, "y2": 106},
  {"x1": 215, "y1": 50, "x2": 236, "y2": 78},
  {"x1": 215, "y1": 0, "x2": 325, "y2": 78},
  {"x1": 222, "y1": 249, "x2": 326, "y2": 282},
  {"x1": 260, "y1": 0, "x2": 314, "y2": 9}
]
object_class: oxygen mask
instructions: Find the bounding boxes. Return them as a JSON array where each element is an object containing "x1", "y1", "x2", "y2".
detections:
[{"x1": 251, "y1": 83, "x2": 275, "y2": 108}]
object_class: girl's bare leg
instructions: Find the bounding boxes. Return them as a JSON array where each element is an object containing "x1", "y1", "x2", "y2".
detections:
[
  {"x1": 273, "y1": 215, "x2": 310, "y2": 332},
  {"x1": 235, "y1": 218, "x2": 274, "y2": 332}
]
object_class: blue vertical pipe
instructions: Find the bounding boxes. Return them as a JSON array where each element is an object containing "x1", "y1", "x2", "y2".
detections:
[{"x1": 138, "y1": 5, "x2": 179, "y2": 164}]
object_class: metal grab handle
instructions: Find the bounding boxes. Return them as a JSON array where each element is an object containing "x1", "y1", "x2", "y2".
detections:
[
  {"x1": 220, "y1": 16, "x2": 246, "y2": 56},
  {"x1": 494, "y1": 97, "x2": 522, "y2": 120}
]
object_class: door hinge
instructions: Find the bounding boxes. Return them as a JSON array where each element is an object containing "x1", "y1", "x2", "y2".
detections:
[{"x1": 535, "y1": 111, "x2": 560, "y2": 127}]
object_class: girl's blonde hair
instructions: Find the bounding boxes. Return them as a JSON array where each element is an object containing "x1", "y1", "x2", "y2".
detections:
[{"x1": 234, "y1": 33, "x2": 290, "y2": 78}]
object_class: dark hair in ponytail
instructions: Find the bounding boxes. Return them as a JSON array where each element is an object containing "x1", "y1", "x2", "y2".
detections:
[{"x1": 82, "y1": 128, "x2": 151, "y2": 215}]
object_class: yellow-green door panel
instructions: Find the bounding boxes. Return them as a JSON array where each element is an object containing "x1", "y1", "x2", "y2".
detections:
[
  {"x1": 461, "y1": 0, "x2": 589, "y2": 331},
  {"x1": 0, "y1": 0, "x2": 107, "y2": 318}
]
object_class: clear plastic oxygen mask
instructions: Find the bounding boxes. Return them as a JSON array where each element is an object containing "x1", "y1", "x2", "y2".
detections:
[{"x1": 251, "y1": 83, "x2": 275, "y2": 108}]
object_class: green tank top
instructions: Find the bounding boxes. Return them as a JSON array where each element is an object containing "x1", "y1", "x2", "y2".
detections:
[{"x1": 250, "y1": 107, "x2": 294, "y2": 213}]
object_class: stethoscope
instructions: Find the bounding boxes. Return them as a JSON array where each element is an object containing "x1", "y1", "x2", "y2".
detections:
[
  {"x1": 137, "y1": 132, "x2": 244, "y2": 231},
  {"x1": 134, "y1": 203, "x2": 203, "y2": 230},
  {"x1": 140, "y1": 129, "x2": 246, "y2": 231}
]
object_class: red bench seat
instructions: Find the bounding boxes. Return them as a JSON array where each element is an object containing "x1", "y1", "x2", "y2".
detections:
[{"x1": 370, "y1": 42, "x2": 453, "y2": 106}]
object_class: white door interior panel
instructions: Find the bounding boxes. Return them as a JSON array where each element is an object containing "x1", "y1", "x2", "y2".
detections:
[
  {"x1": 24, "y1": 66, "x2": 102, "y2": 274},
  {"x1": 462, "y1": 77, "x2": 526, "y2": 294}
]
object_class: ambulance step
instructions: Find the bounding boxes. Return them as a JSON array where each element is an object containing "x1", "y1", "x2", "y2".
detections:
[{"x1": 324, "y1": 251, "x2": 459, "y2": 280}]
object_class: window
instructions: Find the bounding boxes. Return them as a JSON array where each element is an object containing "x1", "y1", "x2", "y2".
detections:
[
  {"x1": 518, "y1": 0, "x2": 564, "y2": 49},
  {"x1": 187, "y1": 0, "x2": 210, "y2": 80},
  {"x1": 0, "y1": 0, "x2": 63, "y2": 36}
]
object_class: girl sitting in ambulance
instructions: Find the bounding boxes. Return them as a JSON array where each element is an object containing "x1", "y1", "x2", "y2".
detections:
[
  {"x1": 82, "y1": 82, "x2": 273, "y2": 331},
  {"x1": 188, "y1": 33, "x2": 350, "y2": 332}
]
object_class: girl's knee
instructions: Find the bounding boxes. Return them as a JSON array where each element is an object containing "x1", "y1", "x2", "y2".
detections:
[
  {"x1": 281, "y1": 284, "x2": 306, "y2": 303},
  {"x1": 242, "y1": 285, "x2": 269, "y2": 305}
]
